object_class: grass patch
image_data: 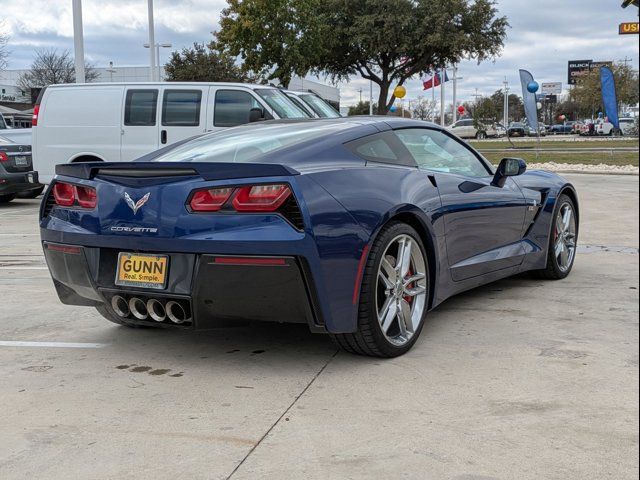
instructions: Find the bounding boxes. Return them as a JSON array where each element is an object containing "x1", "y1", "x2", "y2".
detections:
[
  {"x1": 483, "y1": 151, "x2": 639, "y2": 167},
  {"x1": 471, "y1": 139, "x2": 639, "y2": 150}
]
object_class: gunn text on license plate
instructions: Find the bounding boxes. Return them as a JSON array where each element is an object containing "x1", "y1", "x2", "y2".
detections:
[{"x1": 115, "y1": 253, "x2": 169, "y2": 290}]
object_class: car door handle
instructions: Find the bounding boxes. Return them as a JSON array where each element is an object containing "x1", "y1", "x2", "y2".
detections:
[{"x1": 161, "y1": 130, "x2": 167, "y2": 144}]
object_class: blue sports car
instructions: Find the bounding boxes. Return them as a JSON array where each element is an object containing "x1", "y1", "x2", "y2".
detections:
[{"x1": 40, "y1": 117, "x2": 579, "y2": 357}]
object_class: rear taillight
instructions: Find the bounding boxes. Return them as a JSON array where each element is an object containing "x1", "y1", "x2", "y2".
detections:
[
  {"x1": 51, "y1": 182, "x2": 97, "y2": 209},
  {"x1": 32, "y1": 104, "x2": 40, "y2": 126},
  {"x1": 232, "y1": 184, "x2": 291, "y2": 212},
  {"x1": 189, "y1": 187, "x2": 234, "y2": 212},
  {"x1": 0, "y1": 152, "x2": 8, "y2": 162}
]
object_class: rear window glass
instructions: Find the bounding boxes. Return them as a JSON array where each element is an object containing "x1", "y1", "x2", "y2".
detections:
[
  {"x1": 151, "y1": 122, "x2": 353, "y2": 163},
  {"x1": 125, "y1": 90, "x2": 158, "y2": 126},
  {"x1": 162, "y1": 90, "x2": 202, "y2": 126}
]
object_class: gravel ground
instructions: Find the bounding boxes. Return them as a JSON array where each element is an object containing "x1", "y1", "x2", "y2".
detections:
[{"x1": 528, "y1": 162, "x2": 639, "y2": 175}]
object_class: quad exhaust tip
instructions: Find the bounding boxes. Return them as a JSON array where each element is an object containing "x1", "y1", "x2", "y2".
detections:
[
  {"x1": 166, "y1": 300, "x2": 189, "y2": 324},
  {"x1": 111, "y1": 295, "x2": 130, "y2": 318},
  {"x1": 129, "y1": 297, "x2": 148, "y2": 320},
  {"x1": 146, "y1": 298, "x2": 166, "y2": 322}
]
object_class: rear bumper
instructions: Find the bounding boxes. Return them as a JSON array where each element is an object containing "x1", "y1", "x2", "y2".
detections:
[
  {"x1": 42, "y1": 242, "x2": 325, "y2": 332},
  {"x1": 0, "y1": 170, "x2": 42, "y2": 195}
]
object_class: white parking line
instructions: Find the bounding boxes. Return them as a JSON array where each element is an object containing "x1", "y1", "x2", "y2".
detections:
[{"x1": 0, "y1": 341, "x2": 108, "y2": 348}]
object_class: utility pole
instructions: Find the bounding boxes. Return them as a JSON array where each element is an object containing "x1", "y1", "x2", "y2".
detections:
[
  {"x1": 106, "y1": 61, "x2": 117, "y2": 82},
  {"x1": 440, "y1": 67, "x2": 446, "y2": 126},
  {"x1": 72, "y1": 0, "x2": 85, "y2": 83},
  {"x1": 357, "y1": 88, "x2": 362, "y2": 103},
  {"x1": 619, "y1": 56, "x2": 633, "y2": 67},
  {"x1": 147, "y1": 0, "x2": 157, "y2": 81},
  {"x1": 369, "y1": 80, "x2": 373, "y2": 115},
  {"x1": 503, "y1": 78, "x2": 510, "y2": 126},
  {"x1": 471, "y1": 88, "x2": 482, "y2": 103}
]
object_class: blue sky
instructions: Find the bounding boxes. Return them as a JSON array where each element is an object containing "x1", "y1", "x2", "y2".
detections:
[{"x1": 1, "y1": 0, "x2": 638, "y2": 105}]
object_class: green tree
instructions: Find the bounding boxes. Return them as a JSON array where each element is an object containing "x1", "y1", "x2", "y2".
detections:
[
  {"x1": 488, "y1": 90, "x2": 524, "y2": 123},
  {"x1": 165, "y1": 42, "x2": 253, "y2": 82},
  {"x1": 570, "y1": 63, "x2": 639, "y2": 118},
  {"x1": 348, "y1": 101, "x2": 376, "y2": 116},
  {"x1": 217, "y1": 0, "x2": 508, "y2": 114}
]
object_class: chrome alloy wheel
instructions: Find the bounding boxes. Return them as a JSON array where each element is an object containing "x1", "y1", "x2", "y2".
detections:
[
  {"x1": 376, "y1": 234, "x2": 428, "y2": 346},
  {"x1": 554, "y1": 202, "x2": 577, "y2": 272}
]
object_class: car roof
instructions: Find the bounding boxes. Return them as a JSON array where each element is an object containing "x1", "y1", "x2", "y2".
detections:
[{"x1": 45, "y1": 82, "x2": 280, "y2": 90}]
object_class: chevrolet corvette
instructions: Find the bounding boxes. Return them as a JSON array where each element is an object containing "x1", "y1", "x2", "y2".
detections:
[{"x1": 40, "y1": 117, "x2": 579, "y2": 357}]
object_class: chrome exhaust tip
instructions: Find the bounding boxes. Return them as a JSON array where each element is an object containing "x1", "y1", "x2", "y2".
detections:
[
  {"x1": 129, "y1": 297, "x2": 148, "y2": 320},
  {"x1": 166, "y1": 301, "x2": 189, "y2": 324},
  {"x1": 146, "y1": 299, "x2": 166, "y2": 322},
  {"x1": 111, "y1": 295, "x2": 130, "y2": 318}
]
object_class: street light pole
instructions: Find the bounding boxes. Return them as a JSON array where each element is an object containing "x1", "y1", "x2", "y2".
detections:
[
  {"x1": 503, "y1": 78, "x2": 509, "y2": 127},
  {"x1": 147, "y1": 0, "x2": 157, "y2": 81},
  {"x1": 72, "y1": 0, "x2": 85, "y2": 83}
]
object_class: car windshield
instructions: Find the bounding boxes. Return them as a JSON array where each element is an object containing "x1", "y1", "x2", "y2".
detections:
[
  {"x1": 254, "y1": 89, "x2": 308, "y2": 119},
  {"x1": 151, "y1": 122, "x2": 353, "y2": 163},
  {"x1": 298, "y1": 94, "x2": 341, "y2": 118},
  {"x1": 284, "y1": 93, "x2": 315, "y2": 118}
]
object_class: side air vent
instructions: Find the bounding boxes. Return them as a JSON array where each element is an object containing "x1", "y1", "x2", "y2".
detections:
[
  {"x1": 279, "y1": 195, "x2": 305, "y2": 231},
  {"x1": 42, "y1": 189, "x2": 57, "y2": 217}
]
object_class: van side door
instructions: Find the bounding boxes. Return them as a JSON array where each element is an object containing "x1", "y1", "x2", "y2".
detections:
[
  {"x1": 206, "y1": 87, "x2": 273, "y2": 132},
  {"x1": 159, "y1": 86, "x2": 208, "y2": 146},
  {"x1": 121, "y1": 88, "x2": 160, "y2": 161}
]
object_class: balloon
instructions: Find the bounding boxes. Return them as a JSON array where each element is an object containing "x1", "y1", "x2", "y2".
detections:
[
  {"x1": 598, "y1": 112, "x2": 603, "y2": 118},
  {"x1": 559, "y1": 114, "x2": 566, "y2": 121},
  {"x1": 527, "y1": 81, "x2": 539, "y2": 94},
  {"x1": 393, "y1": 85, "x2": 406, "y2": 99},
  {"x1": 536, "y1": 102, "x2": 542, "y2": 110},
  {"x1": 389, "y1": 105, "x2": 397, "y2": 113},
  {"x1": 457, "y1": 105, "x2": 465, "y2": 114}
]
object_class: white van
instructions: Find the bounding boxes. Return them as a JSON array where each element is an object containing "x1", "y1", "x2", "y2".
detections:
[{"x1": 32, "y1": 82, "x2": 309, "y2": 182}]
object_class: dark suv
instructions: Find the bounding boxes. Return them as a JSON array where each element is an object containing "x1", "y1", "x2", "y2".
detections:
[{"x1": 0, "y1": 136, "x2": 43, "y2": 203}]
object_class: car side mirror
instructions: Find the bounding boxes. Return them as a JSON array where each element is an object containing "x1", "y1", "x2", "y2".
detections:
[
  {"x1": 492, "y1": 157, "x2": 527, "y2": 188},
  {"x1": 249, "y1": 108, "x2": 264, "y2": 123}
]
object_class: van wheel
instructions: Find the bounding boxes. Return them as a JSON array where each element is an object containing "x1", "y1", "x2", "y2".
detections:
[{"x1": 0, "y1": 194, "x2": 16, "y2": 204}]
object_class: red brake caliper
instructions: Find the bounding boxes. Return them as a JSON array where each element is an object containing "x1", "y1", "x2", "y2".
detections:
[{"x1": 404, "y1": 268, "x2": 413, "y2": 305}]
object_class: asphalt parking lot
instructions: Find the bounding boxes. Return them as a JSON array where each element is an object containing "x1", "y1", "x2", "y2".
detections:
[{"x1": 0, "y1": 174, "x2": 638, "y2": 480}]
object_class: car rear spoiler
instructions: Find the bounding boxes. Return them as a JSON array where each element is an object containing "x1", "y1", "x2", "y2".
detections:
[{"x1": 55, "y1": 162, "x2": 300, "y2": 181}]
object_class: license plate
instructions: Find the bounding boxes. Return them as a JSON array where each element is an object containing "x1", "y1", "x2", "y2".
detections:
[
  {"x1": 15, "y1": 156, "x2": 28, "y2": 166},
  {"x1": 115, "y1": 253, "x2": 169, "y2": 290}
]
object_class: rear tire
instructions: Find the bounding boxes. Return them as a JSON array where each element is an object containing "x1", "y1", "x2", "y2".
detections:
[
  {"x1": 0, "y1": 194, "x2": 16, "y2": 204},
  {"x1": 533, "y1": 194, "x2": 578, "y2": 280},
  {"x1": 475, "y1": 131, "x2": 486, "y2": 140},
  {"x1": 95, "y1": 305, "x2": 157, "y2": 328},
  {"x1": 331, "y1": 222, "x2": 430, "y2": 357}
]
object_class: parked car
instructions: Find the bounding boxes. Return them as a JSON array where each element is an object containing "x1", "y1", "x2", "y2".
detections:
[
  {"x1": 284, "y1": 90, "x2": 341, "y2": 118},
  {"x1": 579, "y1": 120, "x2": 596, "y2": 136},
  {"x1": 0, "y1": 113, "x2": 32, "y2": 145},
  {"x1": 0, "y1": 136, "x2": 44, "y2": 203},
  {"x1": 507, "y1": 122, "x2": 526, "y2": 137},
  {"x1": 32, "y1": 82, "x2": 310, "y2": 183},
  {"x1": 596, "y1": 121, "x2": 615, "y2": 136},
  {"x1": 39, "y1": 117, "x2": 579, "y2": 357},
  {"x1": 619, "y1": 117, "x2": 637, "y2": 136},
  {"x1": 282, "y1": 90, "x2": 318, "y2": 118},
  {"x1": 494, "y1": 123, "x2": 507, "y2": 137},
  {"x1": 447, "y1": 118, "x2": 497, "y2": 139},
  {"x1": 525, "y1": 124, "x2": 547, "y2": 137},
  {"x1": 571, "y1": 122, "x2": 584, "y2": 134},
  {"x1": 549, "y1": 121, "x2": 576, "y2": 135}
]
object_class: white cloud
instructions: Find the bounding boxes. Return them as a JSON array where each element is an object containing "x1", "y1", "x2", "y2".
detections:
[{"x1": 2, "y1": 0, "x2": 638, "y2": 106}]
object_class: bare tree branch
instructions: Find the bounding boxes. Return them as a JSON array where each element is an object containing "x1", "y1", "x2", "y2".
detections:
[{"x1": 17, "y1": 49, "x2": 98, "y2": 90}]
